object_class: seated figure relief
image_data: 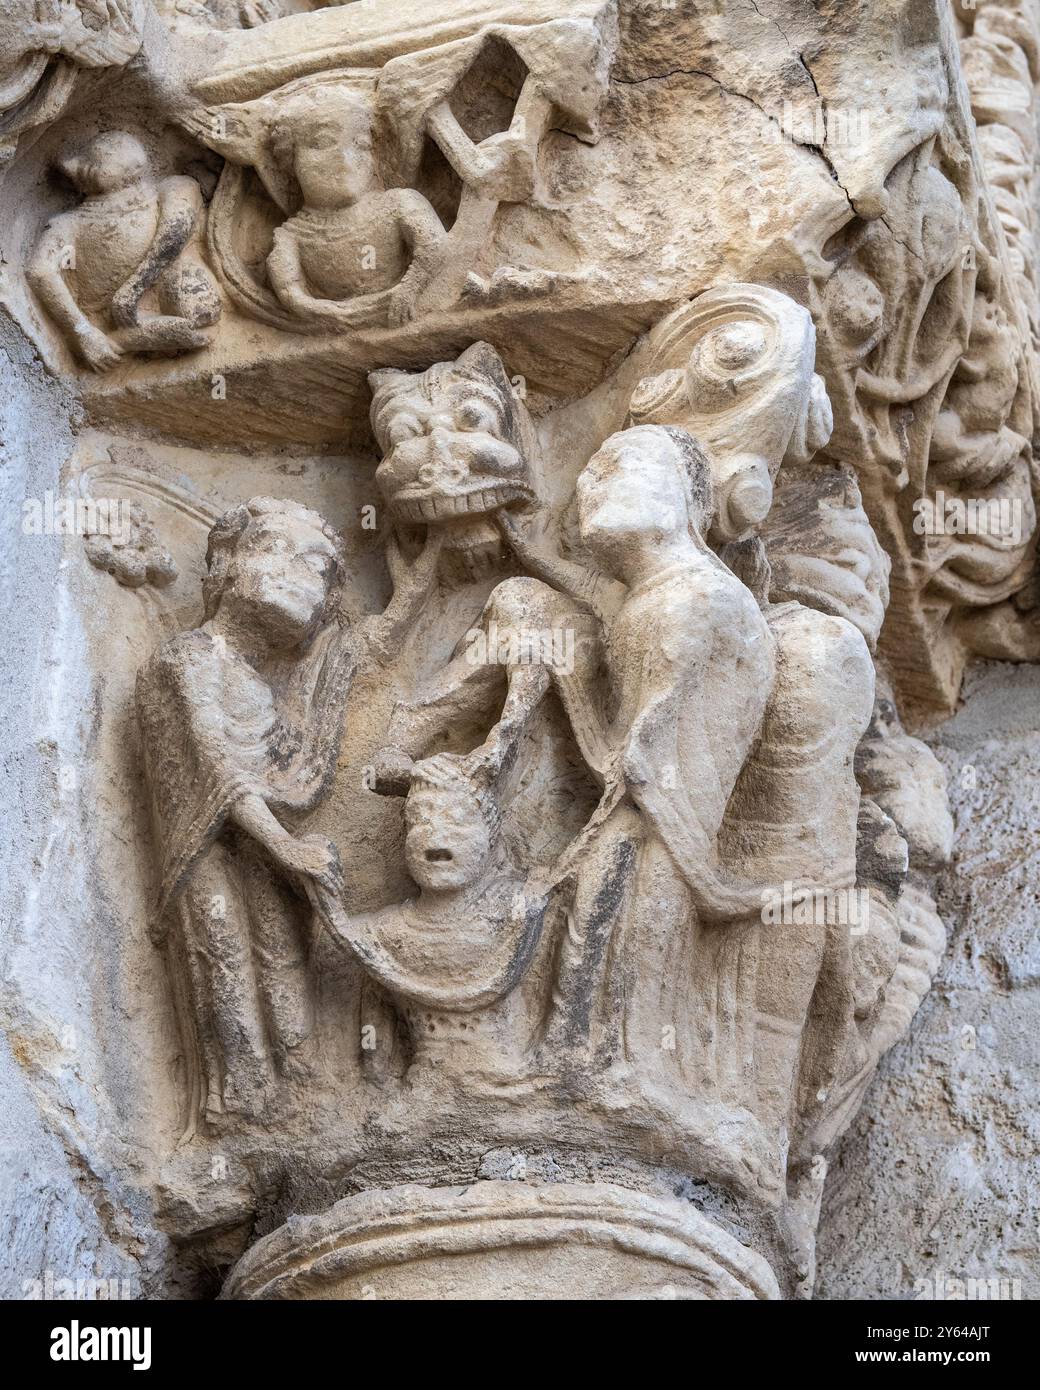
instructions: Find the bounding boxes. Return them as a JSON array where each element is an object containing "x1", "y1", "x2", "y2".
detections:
[
  {"x1": 177, "y1": 3, "x2": 618, "y2": 333},
  {"x1": 266, "y1": 87, "x2": 446, "y2": 329},
  {"x1": 28, "y1": 131, "x2": 222, "y2": 370}
]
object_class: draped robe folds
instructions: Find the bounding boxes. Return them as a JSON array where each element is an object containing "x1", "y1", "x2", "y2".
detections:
[
  {"x1": 544, "y1": 555, "x2": 778, "y2": 1111},
  {"x1": 311, "y1": 875, "x2": 548, "y2": 1075},
  {"x1": 136, "y1": 621, "x2": 357, "y2": 1125}
]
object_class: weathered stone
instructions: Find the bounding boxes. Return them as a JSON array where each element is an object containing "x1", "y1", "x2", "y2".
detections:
[{"x1": 0, "y1": 0, "x2": 1037, "y2": 1304}]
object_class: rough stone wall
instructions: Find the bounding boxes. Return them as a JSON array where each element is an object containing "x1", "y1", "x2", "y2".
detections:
[
  {"x1": 0, "y1": 322, "x2": 137, "y2": 1298},
  {"x1": 818, "y1": 660, "x2": 1040, "y2": 1301}
]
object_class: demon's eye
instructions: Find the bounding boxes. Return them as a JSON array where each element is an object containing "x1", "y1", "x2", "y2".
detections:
[
  {"x1": 387, "y1": 415, "x2": 421, "y2": 445},
  {"x1": 456, "y1": 401, "x2": 498, "y2": 433}
]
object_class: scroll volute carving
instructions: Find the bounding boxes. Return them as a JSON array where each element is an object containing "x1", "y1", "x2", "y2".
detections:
[
  {"x1": 628, "y1": 284, "x2": 834, "y2": 542},
  {"x1": 0, "y1": 0, "x2": 144, "y2": 148}
]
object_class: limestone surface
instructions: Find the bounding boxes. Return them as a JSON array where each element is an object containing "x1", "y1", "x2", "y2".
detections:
[{"x1": 0, "y1": 0, "x2": 1037, "y2": 1303}]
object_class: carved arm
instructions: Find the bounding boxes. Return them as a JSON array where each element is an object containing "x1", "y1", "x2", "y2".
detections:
[
  {"x1": 229, "y1": 792, "x2": 342, "y2": 893},
  {"x1": 110, "y1": 176, "x2": 201, "y2": 328},
  {"x1": 386, "y1": 192, "x2": 447, "y2": 324},
  {"x1": 27, "y1": 218, "x2": 123, "y2": 370},
  {"x1": 364, "y1": 531, "x2": 444, "y2": 662},
  {"x1": 494, "y1": 510, "x2": 623, "y2": 627}
]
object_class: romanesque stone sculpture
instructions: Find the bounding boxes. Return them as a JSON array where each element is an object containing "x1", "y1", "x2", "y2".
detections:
[
  {"x1": 317, "y1": 752, "x2": 548, "y2": 1081},
  {"x1": 83, "y1": 498, "x2": 178, "y2": 590},
  {"x1": 369, "y1": 341, "x2": 537, "y2": 558},
  {"x1": 627, "y1": 285, "x2": 835, "y2": 543},
  {"x1": 136, "y1": 499, "x2": 352, "y2": 1127},
  {"x1": 28, "y1": 131, "x2": 221, "y2": 370},
  {"x1": 0, "y1": 0, "x2": 144, "y2": 147},
  {"x1": 266, "y1": 87, "x2": 446, "y2": 329},
  {"x1": 3, "y1": 0, "x2": 1039, "y2": 1309},
  {"x1": 136, "y1": 497, "x2": 441, "y2": 1129}
]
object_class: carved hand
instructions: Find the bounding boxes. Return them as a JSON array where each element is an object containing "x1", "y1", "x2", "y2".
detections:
[
  {"x1": 75, "y1": 323, "x2": 124, "y2": 372},
  {"x1": 274, "y1": 833, "x2": 344, "y2": 894},
  {"x1": 494, "y1": 503, "x2": 548, "y2": 564},
  {"x1": 386, "y1": 281, "x2": 418, "y2": 329},
  {"x1": 370, "y1": 746, "x2": 414, "y2": 797}
]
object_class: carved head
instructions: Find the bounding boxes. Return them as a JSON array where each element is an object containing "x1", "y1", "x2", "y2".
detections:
[
  {"x1": 202, "y1": 497, "x2": 344, "y2": 648},
  {"x1": 577, "y1": 425, "x2": 714, "y2": 571},
  {"x1": 59, "y1": 132, "x2": 150, "y2": 196},
  {"x1": 272, "y1": 86, "x2": 379, "y2": 208},
  {"x1": 369, "y1": 343, "x2": 536, "y2": 547},
  {"x1": 402, "y1": 754, "x2": 501, "y2": 894}
]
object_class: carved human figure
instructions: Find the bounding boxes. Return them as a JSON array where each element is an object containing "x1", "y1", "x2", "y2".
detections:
[
  {"x1": 840, "y1": 693, "x2": 953, "y2": 1102},
  {"x1": 528, "y1": 427, "x2": 783, "y2": 1092},
  {"x1": 137, "y1": 499, "x2": 352, "y2": 1129},
  {"x1": 137, "y1": 497, "x2": 442, "y2": 1130},
  {"x1": 266, "y1": 87, "x2": 446, "y2": 329},
  {"x1": 136, "y1": 500, "x2": 348, "y2": 1128},
  {"x1": 411, "y1": 425, "x2": 780, "y2": 1104},
  {"x1": 622, "y1": 292, "x2": 882, "y2": 1179},
  {"x1": 315, "y1": 753, "x2": 547, "y2": 1079},
  {"x1": 723, "y1": 464, "x2": 882, "y2": 1182},
  {"x1": 28, "y1": 131, "x2": 221, "y2": 371}
]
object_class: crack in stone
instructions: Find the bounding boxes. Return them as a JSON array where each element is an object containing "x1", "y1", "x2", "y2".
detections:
[
  {"x1": 615, "y1": 64, "x2": 858, "y2": 215},
  {"x1": 745, "y1": 0, "x2": 795, "y2": 50},
  {"x1": 881, "y1": 214, "x2": 926, "y2": 268}
]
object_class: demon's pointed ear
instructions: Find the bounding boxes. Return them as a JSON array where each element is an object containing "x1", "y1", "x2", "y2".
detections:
[
  {"x1": 368, "y1": 367, "x2": 414, "y2": 398},
  {"x1": 454, "y1": 341, "x2": 513, "y2": 395},
  {"x1": 369, "y1": 367, "x2": 419, "y2": 445}
]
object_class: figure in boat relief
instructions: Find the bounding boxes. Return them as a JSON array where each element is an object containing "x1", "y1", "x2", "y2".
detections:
[
  {"x1": 137, "y1": 497, "x2": 440, "y2": 1131},
  {"x1": 266, "y1": 87, "x2": 447, "y2": 329}
]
